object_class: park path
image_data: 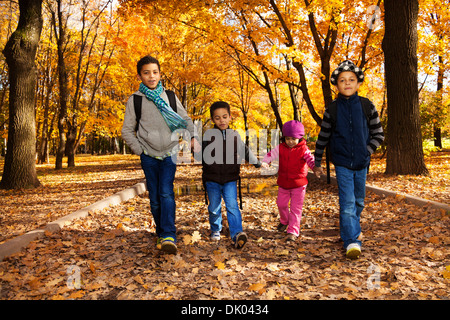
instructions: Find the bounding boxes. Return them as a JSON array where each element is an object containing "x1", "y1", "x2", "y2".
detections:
[{"x1": 0, "y1": 165, "x2": 448, "y2": 300}]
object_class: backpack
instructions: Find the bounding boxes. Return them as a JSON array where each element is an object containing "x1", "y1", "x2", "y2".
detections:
[{"x1": 133, "y1": 90, "x2": 177, "y2": 132}]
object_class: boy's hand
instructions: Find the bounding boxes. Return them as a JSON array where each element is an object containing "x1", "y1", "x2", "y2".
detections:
[
  {"x1": 313, "y1": 166, "x2": 323, "y2": 178},
  {"x1": 191, "y1": 138, "x2": 201, "y2": 153},
  {"x1": 261, "y1": 162, "x2": 270, "y2": 169}
]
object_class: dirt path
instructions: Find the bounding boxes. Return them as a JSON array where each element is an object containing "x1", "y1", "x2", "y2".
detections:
[{"x1": 1, "y1": 167, "x2": 448, "y2": 300}]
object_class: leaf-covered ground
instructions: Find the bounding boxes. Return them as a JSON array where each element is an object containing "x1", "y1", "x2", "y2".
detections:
[
  {"x1": 0, "y1": 155, "x2": 145, "y2": 244},
  {"x1": 0, "y1": 152, "x2": 449, "y2": 300}
]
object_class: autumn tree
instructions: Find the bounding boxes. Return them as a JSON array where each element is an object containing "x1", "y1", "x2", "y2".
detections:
[
  {"x1": 136, "y1": 0, "x2": 385, "y2": 132},
  {"x1": 418, "y1": 0, "x2": 449, "y2": 148},
  {"x1": 0, "y1": 2, "x2": 18, "y2": 157},
  {"x1": 49, "y1": 0, "x2": 116, "y2": 167},
  {"x1": 1, "y1": 0, "x2": 43, "y2": 189},
  {"x1": 36, "y1": 14, "x2": 58, "y2": 164},
  {"x1": 49, "y1": 0, "x2": 69, "y2": 170},
  {"x1": 382, "y1": 0, "x2": 428, "y2": 175}
]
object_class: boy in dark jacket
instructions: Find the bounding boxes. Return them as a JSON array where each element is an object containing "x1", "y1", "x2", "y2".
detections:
[
  {"x1": 313, "y1": 60, "x2": 384, "y2": 259},
  {"x1": 202, "y1": 101, "x2": 261, "y2": 248}
]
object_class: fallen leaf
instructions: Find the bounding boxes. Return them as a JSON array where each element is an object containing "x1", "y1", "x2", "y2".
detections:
[
  {"x1": 28, "y1": 277, "x2": 42, "y2": 290},
  {"x1": 191, "y1": 230, "x2": 202, "y2": 243},
  {"x1": 442, "y1": 266, "x2": 450, "y2": 279},
  {"x1": 89, "y1": 263, "x2": 96, "y2": 274},
  {"x1": 249, "y1": 283, "x2": 265, "y2": 291},
  {"x1": 275, "y1": 249, "x2": 289, "y2": 256},
  {"x1": 165, "y1": 285, "x2": 177, "y2": 293},
  {"x1": 133, "y1": 275, "x2": 144, "y2": 285},
  {"x1": 183, "y1": 234, "x2": 192, "y2": 245},
  {"x1": 428, "y1": 236, "x2": 439, "y2": 244},
  {"x1": 68, "y1": 290, "x2": 85, "y2": 299}
]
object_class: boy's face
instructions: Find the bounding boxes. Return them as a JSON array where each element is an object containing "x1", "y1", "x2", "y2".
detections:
[
  {"x1": 336, "y1": 71, "x2": 361, "y2": 97},
  {"x1": 211, "y1": 107, "x2": 231, "y2": 130},
  {"x1": 138, "y1": 63, "x2": 161, "y2": 89}
]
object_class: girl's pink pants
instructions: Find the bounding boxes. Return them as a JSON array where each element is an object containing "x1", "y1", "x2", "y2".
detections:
[{"x1": 276, "y1": 185, "x2": 306, "y2": 237}]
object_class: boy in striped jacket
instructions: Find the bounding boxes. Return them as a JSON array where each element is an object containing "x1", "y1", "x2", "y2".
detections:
[{"x1": 313, "y1": 60, "x2": 384, "y2": 259}]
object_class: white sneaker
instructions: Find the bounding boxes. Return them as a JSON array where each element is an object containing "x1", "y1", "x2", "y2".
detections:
[
  {"x1": 346, "y1": 243, "x2": 361, "y2": 260},
  {"x1": 210, "y1": 231, "x2": 220, "y2": 241}
]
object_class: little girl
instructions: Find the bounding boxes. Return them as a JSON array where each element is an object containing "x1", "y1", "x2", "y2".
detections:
[{"x1": 261, "y1": 120, "x2": 315, "y2": 241}]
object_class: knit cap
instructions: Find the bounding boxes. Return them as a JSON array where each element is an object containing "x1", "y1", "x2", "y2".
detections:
[
  {"x1": 282, "y1": 120, "x2": 305, "y2": 139},
  {"x1": 330, "y1": 60, "x2": 364, "y2": 85}
]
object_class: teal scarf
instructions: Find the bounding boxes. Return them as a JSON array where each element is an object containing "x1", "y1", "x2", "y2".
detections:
[{"x1": 139, "y1": 82, "x2": 187, "y2": 132}]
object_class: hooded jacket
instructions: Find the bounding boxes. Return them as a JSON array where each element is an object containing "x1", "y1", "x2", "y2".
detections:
[
  {"x1": 314, "y1": 93, "x2": 385, "y2": 170},
  {"x1": 121, "y1": 90, "x2": 195, "y2": 158},
  {"x1": 202, "y1": 127, "x2": 261, "y2": 184},
  {"x1": 263, "y1": 140, "x2": 315, "y2": 189},
  {"x1": 329, "y1": 94, "x2": 370, "y2": 170}
]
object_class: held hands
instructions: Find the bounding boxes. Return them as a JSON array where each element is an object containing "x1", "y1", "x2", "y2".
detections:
[
  {"x1": 191, "y1": 138, "x2": 201, "y2": 153},
  {"x1": 260, "y1": 162, "x2": 276, "y2": 176},
  {"x1": 261, "y1": 162, "x2": 270, "y2": 169},
  {"x1": 313, "y1": 166, "x2": 323, "y2": 178}
]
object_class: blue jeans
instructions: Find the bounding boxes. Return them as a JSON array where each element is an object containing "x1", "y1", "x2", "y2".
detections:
[
  {"x1": 335, "y1": 165, "x2": 367, "y2": 248},
  {"x1": 205, "y1": 181, "x2": 243, "y2": 241},
  {"x1": 140, "y1": 154, "x2": 177, "y2": 241}
]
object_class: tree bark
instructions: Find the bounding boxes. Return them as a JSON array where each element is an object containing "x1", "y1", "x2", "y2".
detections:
[
  {"x1": 382, "y1": 0, "x2": 428, "y2": 175},
  {"x1": 52, "y1": 0, "x2": 69, "y2": 170},
  {"x1": 1, "y1": 0, "x2": 43, "y2": 189},
  {"x1": 434, "y1": 55, "x2": 444, "y2": 148}
]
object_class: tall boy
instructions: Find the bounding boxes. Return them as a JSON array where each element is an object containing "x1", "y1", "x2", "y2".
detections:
[
  {"x1": 313, "y1": 60, "x2": 384, "y2": 259},
  {"x1": 202, "y1": 101, "x2": 261, "y2": 248},
  {"x1": 121, "y1": 55, "x2": 200, "y2": 254}
]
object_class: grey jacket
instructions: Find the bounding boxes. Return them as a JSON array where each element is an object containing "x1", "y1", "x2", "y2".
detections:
[{"x1": 121, "y1": 90, "x2": 195, "y2": 158}]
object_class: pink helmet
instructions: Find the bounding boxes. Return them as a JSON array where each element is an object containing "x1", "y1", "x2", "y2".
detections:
[{"x1": 282, "y1": 120, "x2": 305, "y2": 139}]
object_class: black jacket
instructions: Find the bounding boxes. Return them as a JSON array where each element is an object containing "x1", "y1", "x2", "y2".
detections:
[{"x1": 202, "y1": 127, "x2": 261, "y2": 184}]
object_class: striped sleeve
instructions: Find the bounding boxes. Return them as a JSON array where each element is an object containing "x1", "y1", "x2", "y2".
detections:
[
  {"x1": 367, "y1": 102, "x2": 385, "y2": 154},
  {"x1": 303, "y1": 147, "x2": 316, "y2": 170},
  {"x1": 314, "y1": 109, "x2": 332, "y2": 168},
  {"x1": 262, "y1": 145, "x2": 280, "y2": 164}
]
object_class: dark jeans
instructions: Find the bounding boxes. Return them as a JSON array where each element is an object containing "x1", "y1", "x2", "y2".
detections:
[{"x1": 140, "y1": 154, "x2": 177, "y2": 241}]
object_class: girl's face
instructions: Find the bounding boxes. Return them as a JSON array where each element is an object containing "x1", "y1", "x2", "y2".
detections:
[
  {"x1": 138, "y1": 63, "x2": 161, "y2": 89},
  {"x1": 285, "y1": 136, "x2": 300, "y2": 148}
]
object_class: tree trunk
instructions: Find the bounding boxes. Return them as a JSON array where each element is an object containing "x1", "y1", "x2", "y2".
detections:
[
  {"x1": 65, "y1": 122, "x2": 77, "y2": 168},
  {"x1": 434, "y1": 55, "x2": 444, "y2": 148},
  {"x1": 382, "y1": 0, "x2": 428, "y2": 175},
  {"x1": 52, "y1": 0, "x2": 69, "y2": 170},
  {"x1": 1, "y1": 0, "x2": 43, "y2": 189}
]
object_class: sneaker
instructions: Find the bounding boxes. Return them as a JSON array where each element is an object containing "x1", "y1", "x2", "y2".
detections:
[
  {"x1": 346, "y1": 243, "x2": 361, "y2": 260},
  {"x1": 210, "y1": 231, "x2": 221, "y2": 241},
  {"x1": 234, "y1": 232, "x2": 247, "y2": 249},
  {"x1": 277, "y1": 223, "x2": 287, "y2": 232},
  {"x1": 286, "y1": 233, "x2": 297, "y2": 242},
  {"x1": 161, "y1": 237, "x2": 177, "y2": 254}
]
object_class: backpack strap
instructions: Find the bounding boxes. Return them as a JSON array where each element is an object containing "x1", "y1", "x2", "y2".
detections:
[
  {"x1": 238, "y1": 176, "x2": 243, "y2": 210},
  {"x1": 327, "y1": 100, "x2": 338, "y2": 129},
  {"x1": 133, "y1": 90, "x2": 178, "y2": 132},
  {"x1": 359, "y1": 97, "x2": 373, "y2": 123},
  {"x1": 165, "y1": 90, "x2": 177, "y2": 113},
  {"x1": 133, "y1": 94, "x2": 142, "y2": 132}
]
